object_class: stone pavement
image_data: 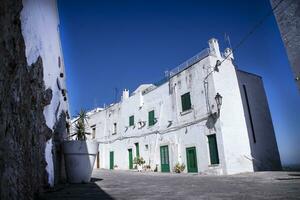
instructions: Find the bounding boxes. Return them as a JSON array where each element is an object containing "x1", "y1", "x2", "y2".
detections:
[{"x1": 40, "y1": 169, "x2": 300, "y2": 200}]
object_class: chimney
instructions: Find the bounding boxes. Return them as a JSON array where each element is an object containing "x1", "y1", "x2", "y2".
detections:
[
  {"x1": 122, "y1": 89, "x2": 129, "y2": 101},
  {"x1": 208, "y1": 38, "x2": 221, "y2": 58},
  {"x1": 224, "y1": 48, "x2": 234, "y2": 60}
]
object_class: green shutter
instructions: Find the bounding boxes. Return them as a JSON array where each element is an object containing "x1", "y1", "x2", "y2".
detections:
[
  {"x1": 148, "y1": 110, "x2": 155, "y2": 126},
  {"x1": 129, "y1": 115, "x2": 134, "y2": 126},
  {"x1": 135, "y1": 143, "x2": 140, "y2": 158},
  {"x1": 109, "y1": 151, "x2": 114, "y2": 170},
  {"x1": 208, "y1": 134, "x2": 219, "y2": 165},
  {"x1": 181, "y1": 92, "x2": 191, "y2": 112}
]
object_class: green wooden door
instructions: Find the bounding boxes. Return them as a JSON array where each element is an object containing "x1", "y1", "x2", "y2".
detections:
[
  {"x1": 186, "y1": 147, "x2": 198, "y2": 173},
  {"x1": 208, "y1": 134, "x2": 219, "y2": 165},
  {"x1": 135, "y1": 143, "x2": 140, "y2": 158},
  {"x1": 128, "y1": 148, "x2": 133, "y2": 169},
  {"x1": 109, "y1": 151, "x2": 114, "y2": 170},
  {"x1": 160, "y1": 145, "x2": 170, "y2": 172}
]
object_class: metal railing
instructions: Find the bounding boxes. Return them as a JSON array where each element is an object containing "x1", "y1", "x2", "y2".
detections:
[{"x1": 168, "y1": 48, "x2": 211, "y2": 77}]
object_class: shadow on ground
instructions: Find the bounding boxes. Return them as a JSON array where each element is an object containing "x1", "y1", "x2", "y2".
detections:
[{"x1": 38, "y1": 179, "x2": 114, "y2": 200}]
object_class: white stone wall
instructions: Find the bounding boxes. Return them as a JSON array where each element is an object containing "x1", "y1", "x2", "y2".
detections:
[
  {"x1": 20, "y1": 0, "x2": 69, "y2": 186},
  {"x1": 82, "y1": 38, "x2": 273, "y2": 175}
]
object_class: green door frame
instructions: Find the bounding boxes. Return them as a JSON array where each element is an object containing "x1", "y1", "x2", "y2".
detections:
[
  {"x1": 186, "y1": 147, "x2": 198, "y2": 173},
  {"x1": 109, "y1": 151, "x2": 114, "y2": 170},
  {"x1": 160, "y1": 145, "x2": 170, "y2": 172},
  {"x1": 128, "y1": 148, "x2": 133, "y2": 169}
]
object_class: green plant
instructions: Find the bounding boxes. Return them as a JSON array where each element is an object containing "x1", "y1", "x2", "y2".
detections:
[
  {"x1": 174, "y1": 163, "x2": 185, "y2": 173},
  {"x1": 69, "y1": 109, "x2": 91, "y2": 140},
  {"x1": 144, "y1": 165, "x2": 151, "y2": 169},
  {"x1": 133, "y1": 157, "x2": 145, "y2": 166}
]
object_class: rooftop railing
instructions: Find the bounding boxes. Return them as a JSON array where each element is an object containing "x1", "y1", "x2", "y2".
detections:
[{"x1": 168, "y1": 48, "x2": 211, "y2": 77}]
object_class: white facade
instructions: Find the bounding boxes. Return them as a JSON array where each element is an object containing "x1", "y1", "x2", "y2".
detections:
[
  {"x1": 21, "y1": 0, "x2": 69, "y2": 185},
  {"x1": 83, "y1": 38, "x2": 281, "y2": 175}
]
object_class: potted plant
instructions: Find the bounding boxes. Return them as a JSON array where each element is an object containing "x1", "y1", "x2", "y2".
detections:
[
  {"x1": 144, "y1": 165, "x2": 151, "y2": 172},
  {"x1": 63, "y1": 109, "x2": 99, "y2": 183},
  {"x1": 133, "y1": 157, "x2": 145, "y2": 172},
  {"x1": 174, "y1": 163, "x2": 185, "y2": 173}
]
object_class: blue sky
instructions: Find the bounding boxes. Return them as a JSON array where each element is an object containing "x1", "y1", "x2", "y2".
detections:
[{"x1": 58, "y1": 0, "x2": 300, "y2": 166}]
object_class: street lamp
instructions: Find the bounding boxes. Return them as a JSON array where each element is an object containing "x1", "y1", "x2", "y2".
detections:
[{"x1": 215, "y1": 92, "x2": 223, "y2": 116}]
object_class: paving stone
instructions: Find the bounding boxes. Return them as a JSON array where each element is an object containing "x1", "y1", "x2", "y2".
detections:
[{"x1": 41, "y1": 169, "x2": 300, "y2": 200}]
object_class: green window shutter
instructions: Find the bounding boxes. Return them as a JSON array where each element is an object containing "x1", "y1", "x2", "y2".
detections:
[
  {"x1": 181, "y1": 92, "x2": 191, "y2": 112},
  {"x1": 135, "y1": 143, "x2": 140, "y2": 158},
  {"x1": 129, "y1": 115, "x2": 134, "y2": 126},
  {"x1": 148, "y1": 110, "x2": 155, "y2": 126},
  {"x1": 208, "y1": 134, "x2": 220, "y2": 165}
]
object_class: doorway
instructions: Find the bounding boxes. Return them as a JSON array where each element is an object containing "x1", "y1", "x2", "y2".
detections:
[
  {"x1": 186, "y1": 147, "x2": 198, "y2": 173},
  {"x1": 160, "y1": 145, "x2": 170, "y2": 172},
  {"x1": 109, "y1": 151, "x2": 114, "y2": 170},
  {"x1": 128, "y1": 148, "x2": 133, "y2": 169}
]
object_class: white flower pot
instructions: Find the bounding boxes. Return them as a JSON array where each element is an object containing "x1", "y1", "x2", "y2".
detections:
[
  {"x1": 137, "y1": 165, "x2": 143, "y2": 172},
  {"x1": 63, "y1": 140, "x2": 99, "y2": 183}
]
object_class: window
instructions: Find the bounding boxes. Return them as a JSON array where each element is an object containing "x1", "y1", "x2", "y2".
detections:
[
  {"x1": 112, "y1": 123, "x2": 117, "y2": 135},
  {"x1": 129, "y1": 115, "x2": 134, "y2": 126},
  {"x1": 208, "y1": 134, "x2": 219, "y2": 165},
  {"x1": 181, "y1": 92, "x2": 192, "y2": 112},
  {"x1": 91, "y1": 125, "x2": 96, "y2": 139},
  {"x1": 148, "y1": 110, "x2": 155, "y2": 126}
]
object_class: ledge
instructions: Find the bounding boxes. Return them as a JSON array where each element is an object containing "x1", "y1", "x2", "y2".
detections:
[
  {"x1": 180, "y1": 108, "x2": 193, "y2": 116},
  {"x1": 208, "y1": 164, "x2": 220, "y2": 168}
]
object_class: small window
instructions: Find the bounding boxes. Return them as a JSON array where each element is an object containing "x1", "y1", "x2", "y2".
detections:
[
  {"x1": 112, "y1": 123, "x2": 117, "y2": 135},
  {"x1": 148, "y1": 110, "x2": 155, "y2": 126},
  {"x1": 208, "y1": 134, "x2": 219, "y2": 165},
  {"x1": 91, "y1": 125, "x2": 96, "y2": 139},
  {"x1": 129, "y1": 115, "x2": 134, "y2": 126},
  {"x1": 181, "y1": 92, "x2": 192, "y2": 112}
]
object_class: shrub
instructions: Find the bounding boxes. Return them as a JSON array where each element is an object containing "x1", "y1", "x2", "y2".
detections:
[
  {"x1": 174, "y1": 163, "x2": 185, "y2": 173},
  {"x1": 133, "y1": 157, "x2": 145, "y2": 166}
]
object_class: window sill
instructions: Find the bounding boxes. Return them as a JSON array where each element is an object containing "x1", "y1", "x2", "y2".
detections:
[
  {"x1": 208, "y1": 164, "x2": 220, "y2": 168},
  {"x1": 180, "y1": 108, "x2": 193, "y2": 116}
]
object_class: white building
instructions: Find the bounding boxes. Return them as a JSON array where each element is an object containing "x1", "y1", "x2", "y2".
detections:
[{"x1": 83, "y1": 38, "x2": 281, "y2": 175}]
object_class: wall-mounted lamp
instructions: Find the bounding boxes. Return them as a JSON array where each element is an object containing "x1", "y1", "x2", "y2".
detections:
[{"x1": 215, "y1": 92, "x2": 223, "y2": 116}]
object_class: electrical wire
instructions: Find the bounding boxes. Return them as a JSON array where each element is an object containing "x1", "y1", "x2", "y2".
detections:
[
  {"x1": 203, "y1": 0, "x2": 285, "y2": 83},
  {"x1": 219, "y1": 0, "x2": 285, "y2": 65}
]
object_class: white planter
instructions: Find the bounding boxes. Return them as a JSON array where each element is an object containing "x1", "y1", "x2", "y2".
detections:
[
  {"x1": 63, "y1": 140, "x2": 99, "y2": 183},
  {"x1": 137, "y1": 165, "x2": 143, "y2": 172}
]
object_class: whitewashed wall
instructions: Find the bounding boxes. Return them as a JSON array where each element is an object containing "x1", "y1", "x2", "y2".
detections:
[
  {"x1": 209, "y1": 40, "x2": 254, "y2": 174},
  {"x1": 21, "y1": 0, "x2": 69, "y2": 186}
]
